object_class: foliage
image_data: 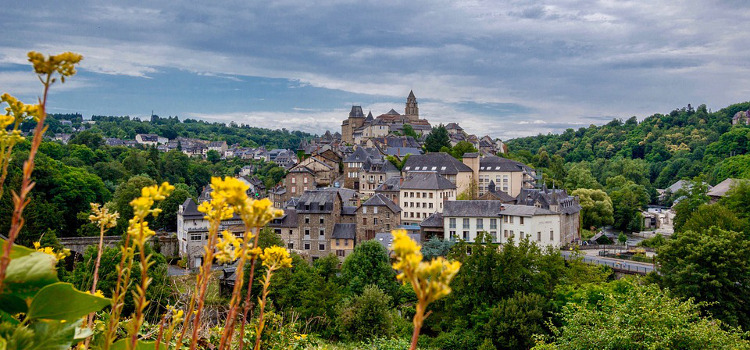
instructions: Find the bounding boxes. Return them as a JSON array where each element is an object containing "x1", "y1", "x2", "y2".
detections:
[
  {"x1": 336, "y1": 285, "x2": 396, "y2": 341},
  {"x1": 637, "y1": 234, "x2": 667, "y2": 248},
  {"x1": 721, "y1": 179, "x2": 750, "y2": 219},
  {"x1": 340, "y1": 240, "x2": 400, "y2": 301},
  {"x1": 424, "y1": 124, "x2": 450, "y2": 153},
  {"x1": 658, "y1": 227, "x2": 750, "y2": 329},
  {"x1": 563, "y1": 164, "x2": 601, "y2": 191},
  {"x1": 445, "y1": 141, "x2": 478, "y2": 159},
  {"x1": 386, "y1": 154, "x2": 410, "y2": 171},
  {"x1": 534, "y1": 279, "x2": 750, "y2": 349},
  {"x1": 681, "y1": 203, "x2": 748, "y2": 234},
  {"x1": 672, "y1": 178, "x2": 710, "y2": 232},
  {"x1": 606, "y1": 176, "x2": 649, "y2": 232},
  {"x1": 571, "y1": 188, "x2": 613, "y2": 231},
  {"x1": 421, "y1": 237, "x2": 454, "y2": 261}
]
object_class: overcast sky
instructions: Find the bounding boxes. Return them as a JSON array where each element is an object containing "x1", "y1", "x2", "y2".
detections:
[{"x1": 1, "y1": 1, "x2": 749, "y2": 140}]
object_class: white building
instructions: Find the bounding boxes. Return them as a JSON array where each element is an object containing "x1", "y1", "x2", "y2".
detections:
[
  {"x1": 135, "y1": 133, "x2": 168, "y2": 146},
  {"x1": 442, "y1": 200, "x2": 580, "y2": 247},
  {"x1": 399, "y1": 172, "x2": 456, "y2": 225}
]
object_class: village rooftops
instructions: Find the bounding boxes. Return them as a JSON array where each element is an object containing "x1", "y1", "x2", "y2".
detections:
[
  {"x1": 443, "y1": 200, "x2": 557, "y2": 218},
  {"x1": 479, "y1": 155, "x2": 533, "y2": 172},
  {"x1": 402, "y1": 152, "x2": 472, "y2": 175},
  {"x1": 361, "y1": 193, "x2": 401, "y2": 213},
  {"x1": 332, "y1": 223, "x2": 357, "y2": 240}
]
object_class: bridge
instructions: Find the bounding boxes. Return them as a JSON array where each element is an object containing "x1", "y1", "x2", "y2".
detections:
[
  {"x1": 59, "y1": 234, "x2": 178, "y2": 257},
  {"x1": 561, "y1": 250, "x2": 655, "y2": 275}
]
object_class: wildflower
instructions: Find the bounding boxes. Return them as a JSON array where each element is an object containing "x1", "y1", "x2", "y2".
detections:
[
  {"x1": 27, "y1": 51, "x2": 83, "y2": 80},
  {"x1": 215, "y1": 230, "x2": 242, "y2": 264},
  {"x1": 33, "y1": 241, "x2": 70, "y2": 262},
  {"x1": 260, "y1": 246, "x2": 293, "y2": 269},
  {"x1": 89, "y1": 290, "x2": 105, "y2": 298},
  {"x1": 88, "y1": 203, "x2": 119, "y2": 229}
]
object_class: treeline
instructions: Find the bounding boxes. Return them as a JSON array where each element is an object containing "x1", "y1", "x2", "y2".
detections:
[
  {"x1": 44, "y1": 114, "x2": 314, "y2": 150},
  {"x1": 0, "y1": 135, "x2": 287, "y2": 246},
  {"x1": 506, "y1": 102, "x2": 750, "y2": 189}
]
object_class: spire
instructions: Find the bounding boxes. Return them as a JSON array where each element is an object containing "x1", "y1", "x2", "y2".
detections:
[
  {"x1": 405, "y1": 90, "x2": 419, "y2": 120},
  {"x1": 408, "y1": 90, "x2": 415, "y2": 98}
]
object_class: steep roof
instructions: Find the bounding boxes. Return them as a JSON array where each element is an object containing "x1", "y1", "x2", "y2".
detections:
[
  {"x1": 376, "y1": 176, "x2": 402, "y2": 193},
  {"x1": 349, "y1": 106, "x2": 364, "y2": 118},
  {"x1": 296, "y1": 190, "x2": 340, "y2": 213},
  {"x1": 181, "y1": 198, "x2": 203, "y2": 219},
  {"x1": 362, "y1": 193, "x2": 401, "y2": 213},
  {"x1": 332, "y1": 223, "x2": 356, "y2": 240},
  {"x1": 479, "y1": 156, "x2": 532, "y2": 172},
  {"x1": 400, "y1": 172, "x2": 456, "y2": 190},
  {"x1": 344, "y1": 147, "x2": 374, "y2": 163},
  {"x1": 708, "y1": 178, "x2": 747, "y2": 197},
  {"x1": 403, "y1": 153, "x2": 472, "y2": 175},
  {"x1": 443, "y1": 200, "x2": 557, "y2": 217},
  {"x1": 420, "y1": 212, "x2": 443, "y2": 228},
  {"x1": 386, "y1": 109, "x2": 400, "y2": 115},
  {"x1": 268, "y1": 208, "x2": 298, "y2": 228}
]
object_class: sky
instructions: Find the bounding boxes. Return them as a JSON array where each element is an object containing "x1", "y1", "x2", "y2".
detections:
[{"x1": 1, "y1": 1, "x2": 749, "y2": 140}]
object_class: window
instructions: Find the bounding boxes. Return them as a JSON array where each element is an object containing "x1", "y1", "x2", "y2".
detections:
[
  {"x1": 550, "y1": 230, "x2": 554, "y2": 241},
  {"x1": 363, "y1": 207, "x2": 367, "y2": 214},
  {"x1": 520, "y1": 231, "x2": 525, "y2": 238},
  {"x1": 490, "y1": 219, "x2": 497, "y2": 229},
  {"x1": 422, "y1": 192, "x2": 427, "y2": 198},
  {"x1": 476, "y1": 218, "x2": 483, "y2": 229},
  {"x1": 449, "y1": 230, "x2": 456, "y2": 239},
  {"x1": 374, "y1": 218, "x2": 378, "y2": 225},
  {"x1": 319, "y1": 243, "x2": 325, "y2": 251},
  {"x1": 288, "y1": 242, "x2": 294, "y2": 249},
  {"x1": 291, "y1": 187, "x2": 296, "y2": 193},
  {"x1": 304, "y1": 243, "x2": 310, "y2": 250},
  {"x1": 304, "y1": 229, "x2": 310, "y2": 237},
  {"x1": 291, "y1": 177, "x2": 296, "y2": 184},
  {"x1": 510, "y1": 230, "x2": 514, "y2": 237},
  {"x1": 429, "y1": 193, "x2": 433, "y2": 198},
  {"x1": 504, "y1": 230, "x2": 508, "y2": 238},
  {"x1": 190, "y1": 233, "x2": 202, "y2": 241},
  {"x1": 509, "y1": 216, "x2": 514, "y2": 224},
  {"x1": 386, "y1": 212, "x2": 390, "y2": 218},
  {"x1": 319, "y1": 217, "x2": 324, "y2": 224},
  {"x1": 463, "y1": 231, "x2": 469, "y2": 240},
  {"x1": 289, "y1": 229, "x2": 293, "y2": 235},
  {"x1": 305, "y1": 216, "x2": 310, "y2": 224},
  {"x1": 363, "y1": 218, "x2": 367, "y2": 225},
  {"x1": 490, "y1": 231, "x2": 497, "y2": 242},
  {"x1": 520, "y1": 217, "x2": 524, "y2": 225},
  {"x1": 416, "y1": 192, "x2": 421, "y2": 198},
  {"x1": 374, "y1": 207, "x2": 378, "y2": 214},
  {"x1": 386, "y1": 224, "x2": 390, "y2": 230},
  {"x1": 274, "y1": 229, "x2": 281, "y2": 234},
  {"x1": 463, "y1": 218, "x2": 470, "y2": 229},
  {"x1": 319, "y1": 228, "x2": 325, "y2": 236},
  {"x1": 303, "y1": 177, "x2": 308, "y2": 184},
  {"x1": 503, "y1": 216, "x2": 508, "y2": 223},
  {"x1": 537, "y1": 232, "x2": 542, "y2": 242},
  {"x1": 336, "y1": 239, "x2": 341, "y2": 246}
]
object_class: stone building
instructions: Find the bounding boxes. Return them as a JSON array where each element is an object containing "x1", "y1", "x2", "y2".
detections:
[
  {"x1": 375, "y1": 176, "x2": 402, "y2": 205},
  {"x1": 177, "y1": 198, "x2": 244, "y2": 269},
  {"x1": 355, "y1": 194, "x2": 402, "y2": 243},
  {"x1": 268, "y1": 205, "x2": 299, "y2": 252},
  {"x1": 402, "y1": 152, "x2": 474, "y2": 196},
  {"x1": 341, "y1": 106, "x2": 366, "y2": 144},
  {"x1": 332, "y1": 223, "x2": 356, "y2": 258},
  {"x1": 294, "y1": 189, "x2": 343, "y2": 260},
  {"x1": 359, "y1": 157, "x2": 400, "y2": 197}
]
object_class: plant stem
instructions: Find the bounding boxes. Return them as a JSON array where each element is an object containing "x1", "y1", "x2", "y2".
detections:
[
  {"x1": 129, "y1": 229, "x2": 151, "y2": 350},
  {"x1": 83, "y1": 224, "x2": 106, "y2": 349},
  {"x1": 0, "y1": 73, "x2": 50, "y2": 292},
  {"x1": 218, "y1": 227, "x2": 257, "y2": 350},
  {"x1": 237, "y1": 229, "x2": 262, "y2": 350},
  {"x1": 254, "y1": 266, "x2": 275, "y2": 350}
]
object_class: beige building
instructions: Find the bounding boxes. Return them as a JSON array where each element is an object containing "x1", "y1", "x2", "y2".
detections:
[
  {"x1": 399, "y1": 172, "x2": 456, "y2": 225},
  {"x1": 476, "y1": 155, "x2": 537, "y2": 197},
  {"x1": 402, "y1": 153, "x2": 474, "y2": 196}
]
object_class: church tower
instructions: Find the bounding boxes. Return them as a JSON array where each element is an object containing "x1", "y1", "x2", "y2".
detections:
[{"x1": 405, "y1": 90, "x2": 419, "y2": 121}]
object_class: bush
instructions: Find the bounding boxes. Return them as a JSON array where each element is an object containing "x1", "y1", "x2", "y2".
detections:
[{"x1": 336, "y1": 285, "x2": 396, "y2": 341}]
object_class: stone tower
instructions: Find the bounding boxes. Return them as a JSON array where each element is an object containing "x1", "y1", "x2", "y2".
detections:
[
  {"x1": 405, "y1": 90, "x2": 419, "y2": 121},
  {"x1": 342, "y1": 105, "x2": 365, "y2": 144}
]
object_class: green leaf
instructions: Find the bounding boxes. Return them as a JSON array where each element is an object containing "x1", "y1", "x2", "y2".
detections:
[
  {"x1": 0, "y1": 294, "x2": 27, "y2": 316},
  {"x1": 2, "y1": 252, "x2": 58, "y2": 300},
  {"x1": 26, "y1": 283, "x2": 110, "y2": 321},
  {"x1": 111, "y1": 339, "x2": 159, "y2": 350},
  {"x1": 0, "y1": 309, "x2": 19, "y2": 325},
  {"x1": 0, "y1": 239, "x2": 36, "y2": 259},
  {"x1": 73, "y1": 325, "x2": 92, "y2": 340},
  {"x1": 29, "y1": 319, "x2": 81, "y2": 350}
]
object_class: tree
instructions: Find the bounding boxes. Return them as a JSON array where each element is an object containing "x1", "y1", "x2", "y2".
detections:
[
  {"x1": 721, "y1": 179, "x2": 750, "y2": 219},
  {"x1": 475, "y1": 292, "x2": 547, "y2": 350},
  {"x1": 658, "y1": 227, "x2": 750, "y2": 329},
  {"x1": 339, "y1": 240, "x2": 399, "y2": 300},
  {"x1": 534, "y1": 280, "x2": 750, "y2": 349},
  {"x1": 111, "y1": 175, "x2": 156, "y2": 234},
  {"x1": 402, "y1": 124, "x2": 419, "y2": 139},
  {"x1": 681, "y1": 203, "x2": 747, "y2": 234},
  {"x1": 424, "y1": 124, "x2": 450, "y2": 153},
  {"x1": 421, "y1": 237, "x2": 454, "y2": 260},
  {"x1": 617, "y1": 232, "x2": 627, "y2": 245},
  {"x1": 153, "y1": 183, "x2": 192, "y2": 232},
  {"x1": 449, "y1": 141, "x2": 478, "y2": 159},
  {"x1": 563, "y1": 164, "x2": 601, "y2": 191},
  {"x1": 336, "y1": 285, "x2": 395, "y2": 341},
  {"x1": 606, "y1": 176, "x2": 649, "y2": 232},
  {"x1": 571, "y1": 188, "x2": 614, "y2": 231},
  {"x1": 672, "y1": 178, "x2": 710, "y2": 232},
  {"x1": 206, "y1": 149, "x2": 221, "y2": 164},
  {"x1": 69, "y1": 129, "x2": 104, "y2": 149}
]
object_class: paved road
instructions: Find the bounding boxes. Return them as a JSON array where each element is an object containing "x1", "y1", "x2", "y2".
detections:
[{"x1": 561, "y1": 250, "x2": 656, "y2": 275}]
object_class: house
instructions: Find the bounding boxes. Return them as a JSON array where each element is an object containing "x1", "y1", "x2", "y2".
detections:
[
  {"x1": 399, "y1": 172, "x2": 457, "y2": 225},
  {"x1": 331, "y1": 223, "x2": 356, "y2": 258},
  {"x1": 445, "y1": 122, "x2": 464, "y2": 135},
  {"x1": 356, "y1": 194, "x2": 401, "y2": 243},
  {"x1": 375, "y1": 176, "x2": 402, "y2": 205},
  {"x1": 343, "y1": 147, "x2": 380, "y2": 189},
  {"x1": 177, "y1": 198, "x2": 244, "y2": 268},
  {"x1": 292, "y1": 156, "x2": 338, "y2": 188},
  {"x1": 208, "y1": 141, "x2": 228, "y2": 155},
  {"x1": 402, "y1": 152, "x2": 474, "y2": 196},
  {"x1": 733, "y1": 110, "x2": 750, "y2": 125},
  {"x1": 268, "y1": 205, "x2": 299, "y2": 252},
  {"x1": 373, "y1": 231, "x2": 422, "y2": 256},
  {"x1": 135, "y1": 133, "x2": 168, "y2": 146},
  {"x1": 359, "y1": 157, "x2": 400, "y2": 197},
  {"x1": 53, "y1": 133, "x2": 73, "y2": 144},
  {"x1": 476, "y1": 181, "x2": 516, "y2": 202},
  {"x1": 420, "y1": 212, "x2": 444, "y2": 240},
  {"x1": 442, "y1": 200, "x2": 580, "y2": 247},
  {"x1": 707, "y1": 178, "x2": 747, "y2": 202},
  {"x1": 477, "y1": 155, "x2": 537, "y2": 197},
  {"x1": 294, "y1": 189, "x2": 344, "y2": 260}
]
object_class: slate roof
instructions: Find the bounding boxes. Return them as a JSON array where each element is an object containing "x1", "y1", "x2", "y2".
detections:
[
  {"x1": 363, "y1": 158, "x2": 399, "y2": 174},
  {"x1": 376, "y1": 177, "x2": 402, "y2": 193},
  {"x1": 295, "y1": 190, "x2": 340, "y2": 213},
  {"x1": 342, "y1": 206, "x2": 358, "y2": 216},
  {"x1": 708, "y1": 178, "x2": 747, "y2": 197},
  {"x1": 400, "y1": 172, "x2": 456, "y2": 190},
  {"x1": 344, "y1": 147, "x2": 375, "y2": 163},
  {"x1": 402, "y1": 153, "x2": 472, "y2": 175},
  {"x1": 443, "y1": 200, "x2": 558, "y2": 217},
  {"x1": 332, "y1": 223, "x2": 356, "y2": 240},
  {"x1": 479, "y1": 188, "x2": 516, "y2": 202},
  {"x1": 374, "y1": 232, "x2": 421, "y2": 251},
  {"x1": 181, "y1": 198, "x2": 204, "y2": 219},
  {"x1": 362, "y1": 193, "x2": 401, "y2": 213},
  {"x1": 384, "y1": 147, "x2": 423, "y2": 157},
  {"x1": 268, "y1": 208, "x2": 298, "y2": 228},
  {"x1": 420, "y1": 212, "x2": 443, "y2": 228},
  {"x1": 349, "y1": 106, "x2": 364, "y2": 118},
  {"x1": 480, "y1": 156, "x2": 533, "y2": 172}
]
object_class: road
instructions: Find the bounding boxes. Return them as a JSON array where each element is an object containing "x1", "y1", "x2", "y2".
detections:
[{"x1": 561, "y1": 250, "x2": 656, "y2": 275}]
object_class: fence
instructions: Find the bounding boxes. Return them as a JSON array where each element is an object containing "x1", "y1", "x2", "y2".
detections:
[
  {"x1": 562, "y1": 253, "x2": 655, "y2": 275},
  {"x1": 569, "y1": 244, "x2": 655, "y2": 253}
]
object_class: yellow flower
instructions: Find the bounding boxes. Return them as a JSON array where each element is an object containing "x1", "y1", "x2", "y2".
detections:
[
  {"x1": 391, "y1": 230, "x2": 460, "y2": 304},
  {"x1": 89, "y1": 203, "x2": 119, "y2": 230},
  {"x1": 27, "y1": 51, "x2": 83, "y2": 78},
  {"x1": 89, "y1": 289, "x2": 105, "y2": 298},
  {"x1": 33, "y1": 242, "x2": 70, "y2": 262},
  {"x1": 215, "y1": 230, "x2": 242, "y2": 264},
  {"x1": 260, "y1": 246, "x2": 293, "y2": 269}
]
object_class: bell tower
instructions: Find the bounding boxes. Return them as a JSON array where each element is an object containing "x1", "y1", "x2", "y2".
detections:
[{"x1": 405, "y1": 90, "x2": 419, "y2": 121}]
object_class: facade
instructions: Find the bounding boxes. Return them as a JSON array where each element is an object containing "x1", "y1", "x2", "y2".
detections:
[
  {"x1": 294, "y1": 189, "x2": 343, "y2": 260},
  {"x1": 343, "y1": 147, "x2": 376, "y2": 189},
  {"x1": 375, "y1": 176, "x2": 402, "y2": 205},
  {"x1": 135, "y1": 133, "x2": 168, "y2": 146},
  {"x1": 331, "y1": 223, "x2": 356, "y2": 258},
  {"x1": 477, "y1": 155, "x2": 537, "y2": 197},
  {"x1": 442, "y1": 200, "x2": 580, "y2": 247},
  {"x1": 208, "y1": 141, "x2": 228, "y2": 155},
  {"x1": 341, "y1": 106, "x2": 366, "y2": 144},
  {"x1": 399, "y1": 172, "x2": 457, "y2": 225},
  {"x1": 356, "y1": 194, "x2": 402, "y2": 243},
  {"x1": 268, "y1": 207, "x2": 300, "y2": 252},
  {"x1": 177, "y1": 198, "x2": 244, "y2": 268},
  {"x1": 359, "y1": 158, "x2": 400, "y2": 197},
  {"x1": 283, "y1": 166, "x2": 316, "y2": 199}
]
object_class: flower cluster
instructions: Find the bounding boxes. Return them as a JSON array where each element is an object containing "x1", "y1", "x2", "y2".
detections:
[
  {"x1": 27, "y1": 51, "x2": 83, "y2": 80},
  {"x1": 1, "y1": 93, "x2": 40, "y2": 124},
  {"x1": 33, "y1": 241, "x2": 70, "y2": 262},
  {"x1": 128, "y1": 182, "x2": 174, "y2": 241},
  {"x1": 391, "y1": 230, "x2": 461, "y2": 304},
  {"x1": 260, "y1": 246, "x2": 293, "y2": 269},
  {"x1": 88, "y1": 203, "x2": 119, "y2": 230}
]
